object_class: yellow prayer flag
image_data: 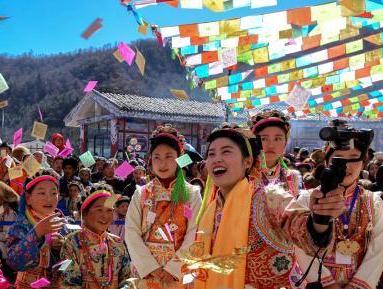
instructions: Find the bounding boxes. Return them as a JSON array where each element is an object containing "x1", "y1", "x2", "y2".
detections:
[
  {"x1": 23, "y1": 156, "x2": 41, "y2": 177},
  {"x1": 216, "y1": 76, "x2": 228, "y2": 88},
  {"x1": 31, "y1": 121, "x2": 47, "y2": 140},
  {"x1": 219, "y1": 19, "x2": 241, "y2": 36},
  {"x1": 311, "y1": 2, "x2": 340, "y2": 22},
  {"x1": 364, "y1": 34, "x2": 383, "y2": 46},
  {"x1": 366, "y1": 49, "x2": 382, "y2": 63},
  {"x1": 349, "y1": 54, "x2": 365, "y2": 68},
  {"x1": 113, "y1": 50, "x2": 124, "y2": 63},
  {"x1": 8, "y1": 166, "x2": 23, "y2": 180},
  {"x1": 253, "y1": 47, "x2": 269, "y2": 64},
  {"x1": 203, "y1": 0, "x2": 224, "y2": 12},
  {"x1": 138, "y1": 24, "x2": 149, "y2": 35},
  {"x1": 170, "y1": 89, "x2": 189, "y2": 100},
  {"x1": 281, "y1": 59, "x2": 296, "y2": 71},
  {"x1": 135, "y1": 49, "x2": 146, "y2": 76},
  {"x1": 345, "y1": 39, "x2": 363, "y2": 54},
  {"x1": 371, "y1": 64, "x2": 383, "y2": 75},
  {"x1": 268, "y1": 63, "x2": 281, "y2": 74},
  {"x1": 339, "y1": 0, "x2": 365, "y2": 16}
]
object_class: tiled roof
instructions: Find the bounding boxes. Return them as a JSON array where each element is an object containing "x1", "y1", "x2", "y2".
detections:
[{"x1": 94, "y1": 90, "x2": 226, "y2": 121}]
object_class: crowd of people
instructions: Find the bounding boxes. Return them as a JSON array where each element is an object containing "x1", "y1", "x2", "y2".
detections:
[{"x1": 0, "y1": 109, "x2": 381, "y2": 289}]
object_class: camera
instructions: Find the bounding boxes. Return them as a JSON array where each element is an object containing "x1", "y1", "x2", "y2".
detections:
[{"x1": 319, "y1": 119, "x2": 374, "y2": 151}]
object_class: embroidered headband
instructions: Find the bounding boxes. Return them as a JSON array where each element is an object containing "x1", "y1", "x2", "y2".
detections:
[
  {"x1": 25, "y1": 175, "x2": 59, "y2": 191},
  {"x1": 81, "y1": 190, "x2": 112, "y2": 212},
  {"x1": 251, "y1": 117, "x2": 290, "y2": 134}
]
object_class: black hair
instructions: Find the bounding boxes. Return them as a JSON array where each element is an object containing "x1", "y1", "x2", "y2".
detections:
[
  {"x1": 150, "y1": 136, "x2": 181, "y2": 156},
  {"x1": 62, "y1": 157, "x2": 79, "y2": 170},
  {"x1": 375, "y1": 165, "x2": 383, "y2": 186}
]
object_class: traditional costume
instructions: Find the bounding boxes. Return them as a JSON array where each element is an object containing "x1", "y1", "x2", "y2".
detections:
[
  {"x1": 7, "y1": 175, "x2": 68, "y2": 289},
  {"x1": 60, "y1": 189, "x2": 130, "y2": 289},
  {"x1": 125, "y1": 125, "x2": 202, "y2": 289}
]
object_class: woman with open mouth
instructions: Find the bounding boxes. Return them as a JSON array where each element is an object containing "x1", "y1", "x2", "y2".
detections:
[
  {"x1": 125, "y1": 124, "x2": 201, "y2": 289},
  {"x1": 7, "y1": 170, "x2": 68, "y2": 289},
  {"x1": 59, "y1": 184, "x2": 130, "y2": 289},
  {"x1": 191, "y1": 124, "x2": 345, "y2": 289}
]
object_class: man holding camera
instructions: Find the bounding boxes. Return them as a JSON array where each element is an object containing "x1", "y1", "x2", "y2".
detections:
[{"x1": 304, "y1": 120, "x2": 383, "y2": 289}]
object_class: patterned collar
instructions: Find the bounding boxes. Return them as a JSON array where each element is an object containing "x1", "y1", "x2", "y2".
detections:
[{"x1": 82, "y1": 227, "x2": 108, "y2": 245}]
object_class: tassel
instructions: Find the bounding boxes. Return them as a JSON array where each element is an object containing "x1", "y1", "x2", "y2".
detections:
[
  {"x1": 196, "y1": 175, "x2": 214, "y2": 225},
  {"x1": 171, "y1": 167, "x2": 189, "y2": 203},
  {"x1": 260, "y1": 151, "x2": 267, "y2": 172},
  {"x1": 279, "y1": 157, "x2": 289, "y2": 170}
]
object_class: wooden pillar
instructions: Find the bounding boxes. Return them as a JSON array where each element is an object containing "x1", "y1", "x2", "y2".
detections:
[
  {"x1": 110, "y1": 118, "x2": 118, "y2": 157},
  {"x1": 80, "y1": 124, "x2": 88, "y2": 154}
]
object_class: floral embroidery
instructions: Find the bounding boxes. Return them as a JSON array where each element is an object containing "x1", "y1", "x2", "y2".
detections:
[{"x1": 271, "y1": 254, "x2": 291, "y2": 273}]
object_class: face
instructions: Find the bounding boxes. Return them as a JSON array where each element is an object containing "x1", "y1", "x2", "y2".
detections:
[
  {"x1": 103, "y1": 164, "x2": 115, "y2": 178},
  {"x1": 26, "y1": 180, "x2": 59, "y2": 216},
  {"x1": 54, "y1": 138, "x2": 63, "y2": 147},
  {"x1": 116, "y1": 202, "x2": 129, "y2": 216},
  {"x1": 258, "y1": 126, "x2": 287, "y2": 167},
  {"x1": 79, "y1": 170, "x2": 90, "y2": 182},
  {"x1": 206, "y1": 138, "x2": 253, "y2": 194},
  {"x1": 329, "y1": 148, "x2": 363, "y2": 187},
  {"x1": 151, "y1": 144, "x2": 178, "y2": 179},
  {"x1": 33, "y1": 152, "x2": 43, "y2": 164},
  {"x1": 83, "y1": 198, "x2": 114, "y2": 234},
  {"x1": 63, "y1": 165, "x2": 75, "y2": 178},
  {"x1": 369, "y1": 163, "x2": 379, "y2": 181},
  {"x1": 96, "y1": 160, "x2": 106, "y2": 173},
  {"x1": 68, "y1": 185, "x2": 81, "y2": 200},
  {"x1": 133, "y1": 169, "x2": 145, "y2": 182},
  {"x1": 53, "y1": 159, "x2": 63, "y2": 173}
]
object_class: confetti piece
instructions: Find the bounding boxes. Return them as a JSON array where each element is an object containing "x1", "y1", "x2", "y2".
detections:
[
  {"x1": 30, "y1": 277, "x2": 51, "y2": 288},
  {"x1": 0, "y1": 100, "x2": 8, "y2": 109},
  {"x1": 170, "y1": 89, "x2": 189, "y2": 100},
  {"x1": 138, "y1": 24, "x2": 148, "y2": 35},
  {"x1": 79, "y1": 151, "x2": 96, "y2": 168},
  {"x1": 0, "y1": 74, "x2": 9, "y2": 94},
  {"x1": 13, "y1": 128, "x2": 23, "y2": 147},
  {"x1": 22, "y1": 155, "x2": 41, "y2": 177},
  {"x1": 118, "y1": 42, "x2": 136, "y2": 66},
  {"x1": 157, "y1": 227, "x2": 169, "y2": 241},
  {"x1": 176, "y1": 154, "x2": 193, "y2": 168},
  {"x1": 8, "y1": 166, "x2": 23, "y2": 180},
  {"x1": 43, "y1": 141, "x2": 59, "y2": 157},
  {"x1": 183, "y1": 274, "x2": 194, "y2": 284},
  {"x1": 114, "y1": 161, "x2": 134, "y2": 180},
  {"x1": 84, "y1": 81, "x2": 98, "y2": 92},
  {"x1": 65, "y1": 224, "x2": 82, "y2": 230},
  {"x1": 135, "y1": 49, "x2": 146, "y2": 76},
  {"x1": 81, "y1": 18, "x2": 103, "y2": 39},
  {"x1": 31, "y1": 121, "x2": 48, "y2": 140},
  {"x1": 4, "y1": 156, "x2": 13, "y2": 168},
  {"x1": 113, "y1": 49, "x2": 124, "y2": 63},
  {"x1": 37, "y1": 106, "x2": 43, "y2": 122}
]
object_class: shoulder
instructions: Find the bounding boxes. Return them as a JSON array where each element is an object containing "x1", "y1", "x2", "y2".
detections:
[
  {"x1": 185, "y1": 182, "x2": 202, "y2": 202},
  {"x1": 9, "y1": 215, "x2": 31, "y2": 234}
]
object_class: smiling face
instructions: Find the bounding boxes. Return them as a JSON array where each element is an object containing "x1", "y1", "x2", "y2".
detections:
[
  {"x1": 206, "y1": 137, "x2": 253, "y2": 195},
  {"x1": 151, "y1": 144, "x2": 178, "y2": 179},
  {"x1": 258, "y1": 126, "x2": 287, "y2": 168},
  {"x1": 26, "y1": 180, "x2": 59, "y2": 216},
  {"x1": 329, "y1": 148, "x2": 363, "y2": 187},
  {"x1": 83, "y1": 198, "x2": 114, "y2": 234}
]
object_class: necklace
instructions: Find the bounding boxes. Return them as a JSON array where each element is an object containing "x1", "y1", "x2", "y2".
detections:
[{"x1": 79, "y1": 230, "x2": 114, "y2": 289}]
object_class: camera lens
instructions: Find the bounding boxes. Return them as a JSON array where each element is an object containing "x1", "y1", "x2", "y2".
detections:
[{"x1": 319, "y1": 127, "x2": 336, "y2": 141}]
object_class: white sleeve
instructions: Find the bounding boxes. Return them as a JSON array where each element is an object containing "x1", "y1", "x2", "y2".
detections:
[
  {"x1": 350, "y1": 191, "x2": 383, "y2": 289},
  {"x1": 125, "y1": 187, "x2": 161, "y2": 278},
  {"x1": 164, "y1": 185, "x2": 202, "y2": 280}
]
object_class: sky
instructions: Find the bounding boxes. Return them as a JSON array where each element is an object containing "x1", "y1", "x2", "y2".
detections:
[{"x1": 0, "y1": 0, "x2": 332, "y2": 56}]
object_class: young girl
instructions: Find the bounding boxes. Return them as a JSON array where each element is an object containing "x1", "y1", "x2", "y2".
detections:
[
  {"x1": 60, "y1": 185, "x2": 130, "y2": 289},
  {"x1": 313, "y1": 120, "x2": 383, "y2": 289},
  {"x1": 193, "y1": 124, "x2": 345, "y2": 289},
  {"x1": 7, "y1": 170, "x2": 67, "y2": 289},
  {"x1": 109, "y1": 196, "x2": 129, "y2": 241},
  {"x1": 125, "y1": 124, "x2": 201, "y2": 289}
]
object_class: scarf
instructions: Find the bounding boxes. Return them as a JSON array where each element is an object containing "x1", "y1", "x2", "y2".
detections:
[{"x1": 195, "y1": 178, "x2": 253, "y2": 289}]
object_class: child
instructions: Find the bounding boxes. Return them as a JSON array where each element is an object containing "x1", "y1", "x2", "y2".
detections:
[
  {"x1": 0, "y1": 182, "x2": 19, "y2": 282},
  {"x1": 7, "y1": 170, "x2": 67, "y2": 289},
  {"x1": 109, "y1": 196, "x2": 129, "y2": 240},
  {"x1": 60, "y1": 185, "x2": 130, "y2": 289}
]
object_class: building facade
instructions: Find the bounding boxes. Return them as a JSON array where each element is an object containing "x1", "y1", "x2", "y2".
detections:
[{"x1": 64, "y1": 90, "x2": 227, "y2": 158}]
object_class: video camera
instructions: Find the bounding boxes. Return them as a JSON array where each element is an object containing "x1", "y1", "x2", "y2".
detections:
[{"x1": 313, "y1": 120, "x2": 374, "y2": 225}]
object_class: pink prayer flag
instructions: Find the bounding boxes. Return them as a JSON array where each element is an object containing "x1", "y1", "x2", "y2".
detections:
[
  {"x1": 13, "y1": 128, "x2": 23, "y2": 147},
  {"x1": 43, "y1": 142, "x2": 59, "y2": 157},
  {"x1": 184, "y1": 205, "x2": 193, "y2": 219},
  {"x1": 65, "y1": 139, "x2": 73, "y2": 149},
  {"x1": 114, "y1": 161, "x2": 134, "y2": 180},
  {"x1": 84, "y1": 81, "x2": 98, "y2": 93},
  {"x1": 30, "y1": 278, "x2": 50, "y2": 289},
  {"x1": 58, "y1": 147, "x2": 74, "y2": 158},
  {"x1": 118, "y1": 43, "x2": 136, "y2": 66},
  {"x1": 37, "y1": 106, "x2": 43, "y2": 122}
]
